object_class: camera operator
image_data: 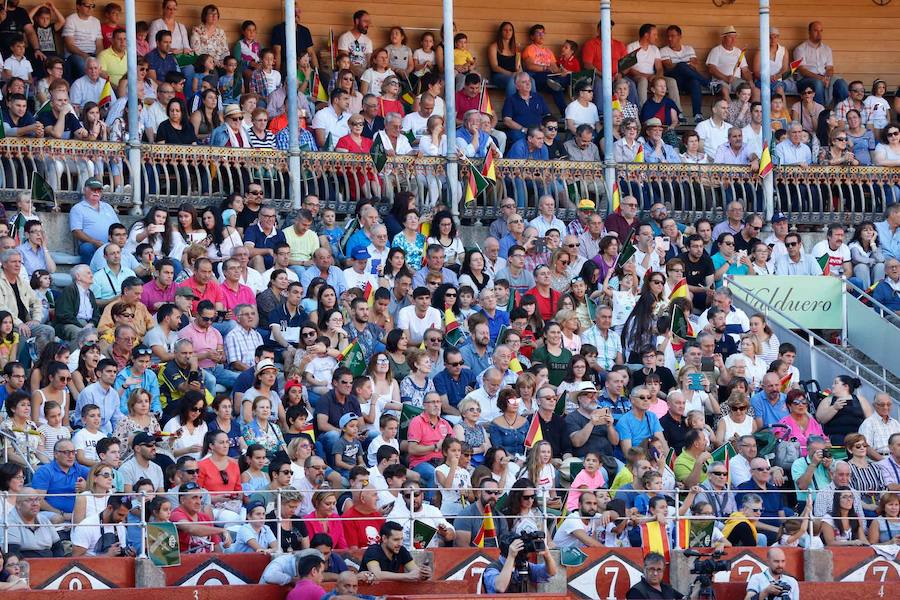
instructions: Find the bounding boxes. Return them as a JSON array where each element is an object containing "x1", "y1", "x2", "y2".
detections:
[
  {"x1": 483, "y1": 532, "x2": 557, "y2": 594},
  {"x1": 626, "y1": 552, "x2": 690, "y2": 599},
  {"x1": 744, "y1": 548, "x2": 799, "y2": 600}
]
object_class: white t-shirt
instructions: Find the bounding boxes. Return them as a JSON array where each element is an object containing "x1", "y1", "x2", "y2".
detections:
[
  {"x1": 553, "y1": 511, "x2": 595, "y2": 548},
  {"x1": 434, "y1": 463, "x2": 471, "y2": 517},
  {"x1": 62, "y1": 14, "x2": 103, "y2": 56},
  {"x1": 342, "y1": 267, "x2": 378, "y2": 291},
  {"x1": 264, "y1": 70, "x2": 282, "y2": 94},
  {"x1": 660, "y1": 44, "x2": 696, "y2": 65},
  {"x1": 337, "y1": 31, "x2": 374, "y2": 68},
  {"x1": 396, "y1": 305, "x2": 442, "y2": 344},
  {"x1": 401, "y1": 111, "x2": 430, "y2": 140},
  {"x1": 366, "y1": 435, "x2": 399, "y2": 468},
  {"x1": 71, "y1": 513, "x2": 127, "y2": 556},
  {"x1": 742, "y1": 124, "x2": 764, "y2": 159},
  {"x1": 305, "y1": 355, "x2": 338, "y2": 387},
  {"x1": 745, "y1": 571, "x2": 800, "y2": 600},
  {"x1": 3, "y1": 55, "x2": 32, "y2": 79},
  {"x1": 72, "y1": 428, "x2": 106, "y2": 463},
  {"x1": 310, "y1": 106, "x2": 351, "y2": 141},
  {"x1": 413, "y1": 48, "x2": 435, "y2": 76},
  {"x1": 695, "y1": 118, "x2": 733, "y2": 159},
  {"x1": 360, "y1": 68, "x2": 395, "y2": 97},
  {"x1": 811, "y1": 240, "x2": 851, "y2": 278},
  {"x1": 163, "y1": 418, "x2": 208, "y2": 460},
  {"x1": 864, "y1": 95, "x2": 891, "y2": 129},
  {"x1": 705, "y1": 45, "x2": 748, "y2": 83},
  {"x1": 626, "y1": 41, "x2": 661, "y2": 76},
  {"x1": 565, "y1": 101, "x2": 600, "y2": 127}
]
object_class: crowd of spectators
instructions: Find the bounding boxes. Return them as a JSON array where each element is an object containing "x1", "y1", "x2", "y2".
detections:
[
  {"x1": 0, "y1": 3, "x2": 896, "y2": 597},
  {"x1": 0, "y1": 2, "x2": 898, "y2": 195}
]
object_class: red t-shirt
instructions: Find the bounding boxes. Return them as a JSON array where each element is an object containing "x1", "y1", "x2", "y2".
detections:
[
  {"x1": 170, "y1": 506, "x2": 221, "y2": 553},
  {"x1": 341, "y1": 506, "x2": 385, "y2": 549},
  {"x1": 525, "y1": 286, "x2": 561, "y2": 321}
]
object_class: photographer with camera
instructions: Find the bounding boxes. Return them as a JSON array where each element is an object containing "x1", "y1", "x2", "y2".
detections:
[
  {"x1": 744, "y1": 548, "x2": 799, "y2": 600},
  {"x1": 483, "y1": 531, "x2": 557, "y2": 594},
  {"x1": 626, "y1": 551, "x2": 690, "y2": 599}
]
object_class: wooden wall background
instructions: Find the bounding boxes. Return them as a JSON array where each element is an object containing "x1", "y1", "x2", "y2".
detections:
[{"x1": 115, "y1": 0, "x2": 899, "y2": 86}]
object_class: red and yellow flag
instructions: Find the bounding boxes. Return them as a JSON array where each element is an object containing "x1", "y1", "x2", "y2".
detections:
[
  {"x1": 611, "y1": 181, "x2": 621, "y2": 214},
  {"x1": 482, "y1": 150, "x2": 496, "y2": 183},
  {"x1": 611, "y1": 98, "x2": 622, "y2": 111},
  {"x1": 312, "y1": 72, "x2": 328, "y2": 102},
  {"x1": 676, "y1": 519, "x2": 690, "y2": 550},
  {"x1": 758, "y1": 142, "x2": 773, "y2": 178},
  {"x1": 299, "y1": 421, "x2": 316, "y2": 443},
  {"x1": 509, "y1": 356, "x2": 523, "y2": 373},
  {"x1": 479, "y1": 86, "x2": 493, "y2": 116},
  {"x1": 98, "y1": 79, "x2": 113, "y2": 107},
  {"x1": 640, "y1": 521, "x2": 671, "y2": 562},
  {"x1": 668, "y1": 278, "x2": 688, "y2": 301},
  {"x1": 779, "y1": 372, "x2": 793, "y2": 393},
  {"x1": 523, "y1": 414, "x2": 543, "y2": 448},
  {"x1": 733, "y1": 49, "x2": 746, "y2": 74},
  {"x1": 789, "y1": 58, "x2": 802, "y2": 77},
  {"x1": 634, "y1": 143, "x2": 645, "y2": 163},
  {"x1": 473, "y1": 505, "x2": 497, "y2": 547},
  {"x1": 363, "y1": 281, "x2": 375, "y2": 307}
]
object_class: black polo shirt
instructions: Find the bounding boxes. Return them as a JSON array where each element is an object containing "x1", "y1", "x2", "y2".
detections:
[{"x1": 659, "y1": 412, "x2": 690, "y2": 454}]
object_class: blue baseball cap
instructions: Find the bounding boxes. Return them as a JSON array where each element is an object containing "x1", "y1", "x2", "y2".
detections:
[{"x1": 351, "y1": 247, "x2": 370, "y2": 261}]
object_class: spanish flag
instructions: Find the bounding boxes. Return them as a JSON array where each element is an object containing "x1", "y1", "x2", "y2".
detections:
[
  {"x1": 479, "y1": 86, "x2": 493, "y2": 116},
  {"x1": 481, "y1": 150, "x2": 497, "y2": 183},
  {"x1": 640, "y1": 521, "x2": 671, "y2": 562},
  {"x1": 779, "y1": 372, "x2": 793, "y2": 393},
  {"x1": 312, "y1": 71, "x2": 328, "y2": 103},
  {"x1": 634, "y1": 143, "x2": 645, "y2": 163},
  {"x1": 98, "y1": 79, "x2": 113, "y2": 107},
  {"x1": 363, "y1": 281, "x2": 375, "y2": 307},
  {"x1": 509, "y1": 357, "x2": 523, "y2": 373},
  {"x1": 445, "y1": 308, "x2": 465, "y2": 347},
  {"x1": 733, "y1": 49, "x2": 746, "y2": 74},
  {"x1": 668, "y1": 278, "x2": 688, "y2": 301},
  {"x1": 418, "y1": 220, "x2": 431, "y2": 237},
  {"x1": 473, "y1": 505, "x2": 498, "y2": 547},
  {"x1": 758, "y1": 142, "x2": 773, "y2": 178},
  {"x1": 611, "y1": 98, "x2": 622, "y2": 111},
  {"x1": 611, "y1": 181, "x2": 621, "y2": 214},
  {"x1": 788, "y1": 58, "x2": 802, "y2": 77},
  {"x1": 299, "y1": 421, "x2": 316, "y2": 443},
  {"x1": 676, "y1": 520, "x2": 691, "y2": 550},
  {"x1": 523, "y1": 414, "x2": 543, "y2": 448}
]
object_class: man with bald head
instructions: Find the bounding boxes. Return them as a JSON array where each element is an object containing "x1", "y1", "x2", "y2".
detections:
[
  {"x1": 744, "y1": 548, "x2": 799, "y2": 600},
  {"x1": 70, "y1": 56, "x2": 115, "y2": 111},
  {"x1": 483, "y1": 236, "x2": 506, "y2": 277},
  {"x1": 345, "y1": 204, "x2": 380, "y2": 259},
  {"x1": 6, "y1": 487, "x2": 64, "y2": 557},
  {"x1": 341, "y1": 485, "x2": 385, "y2": 550},
  {"x1": 300, "y1": 247, "x2": 348, "y2": 296}
]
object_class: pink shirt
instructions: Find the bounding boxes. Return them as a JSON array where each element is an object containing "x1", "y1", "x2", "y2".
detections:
[
  {"x1": 177, "y1": 321, "x2": 223, "y2": 369},
  {"x1": 406, "y1": 413, "x2": 452, "y2": 468},
  {"x1": 303, "y1": 511, "x2": 348, "y2": 549},
  {"x1": 220, "y1": 281, "x2": 255, "y2": 311},
  {"x1": 177, "y1": 277, "x2": 226, "y2": 313},
  {"x1": 286, "y1": 580, "x2": 327, "y2": 600},
  {"x1": 777, "y1": 414, "x2": 825, "y2": 456},
  {"x1": 140, "y1": 280, "x2": 176, "y2": 313},
  {"x1": 567, "y1": 468, "x2": 607, "y2": 511}
]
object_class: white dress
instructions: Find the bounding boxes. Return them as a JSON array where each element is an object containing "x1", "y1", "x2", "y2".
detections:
[{"x1": 78, "y1": 491, "x2": 111, "y2": 522}]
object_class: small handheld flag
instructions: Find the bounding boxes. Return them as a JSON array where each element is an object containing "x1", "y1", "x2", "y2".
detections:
[
  {"x1": 473, "y1": 505, "x2": 498, "y2": 547},
  {"x1": 668, "y1": 278, "x2": 688, "y2": 301},
  {"x1": 634, "y1": 143, "x2": 645, "y2": 163},
  {"x1": 523, "y1": 414, "x2": 543, "y2": 448},
  {"x1": 733, "y1": 49, "x2": 746, "y2": 75},
  {"x1": 336, "y1": 339, "x2": 367, "y2": 376},
  {"x1": 615, "y1": 230, "x2": 638, "y2": 269},
  {"x1": 709, "y1": 442, "x2": 737, "y2": 482},
  {"x1": 481, "y1": 150, "x2": 497, "y2": 183},
  {"x1": 479, "y1": 85, "x2": 493, "y2": 116},
  {"x1": 611, "y1": 181, "x2": 621, "y2": 214},
  {"x1": 640, "y1": 521, "x2": 671, "y2": 561},
  {"x1": 758, "y1": 142, "x2": 773, "y2": 178},
  {"x1": 363, "y1": 282, "x2": 375, "y2": 307},
  {"x1": 788, "y1": 58, "x2": 802, "y2": 77},
  {"x1": 98, "y1": 79, "x2": 113, "y2": 107},
  {"x1": 611, "y1": 98, "x2": 622, "y2": 111},
  {"x1": 779, "y1": 372, "x2": 792, "y2": 393},
  {"x1": 671, "y1": 309, "x2": 695, "y2": 340},
  {"x1": 370, "y1": 134, "x2": 387, "y2": 172},
  {"x1": 817, "y1": 253, "x2": 832, "y2": 276},
  {"x1": 31, "y1": 172, "x2": 55, "y2": 208},
  {"x1": 444, "y1": 308, "x2": 465, "y2": 347},
  {"x1": 312, "y1": 71, "x2": 328, "y2": 103},
  {"x1": 464, "y1": 160, "x2": 491, "y2": 205}
]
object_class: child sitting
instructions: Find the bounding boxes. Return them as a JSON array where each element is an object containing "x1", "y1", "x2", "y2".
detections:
[
  {"x1": 333, "y1": 414, "x2": 365, "y2": 479},
  {"x1": 366, "y1": 413, "x2": 400, "y2": 467}
]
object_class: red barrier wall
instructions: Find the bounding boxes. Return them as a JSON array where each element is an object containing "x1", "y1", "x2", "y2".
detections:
[
  {"x1": 161, "y1": 552, "x2": 273, "y2": 586},
  {"x1": 829, "y1": 547, "x2": 900, "y2": 582},
  {"x1": 18, "y1": 584, "x2": 286, "y2": 600},
  {"x1": 30, "y1": 557, "x2": 136, "y2": 590}
]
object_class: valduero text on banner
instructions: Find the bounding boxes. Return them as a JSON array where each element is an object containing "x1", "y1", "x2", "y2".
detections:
[{"x1": 730, "y1": 275, "x2": 843, "y2": 329}]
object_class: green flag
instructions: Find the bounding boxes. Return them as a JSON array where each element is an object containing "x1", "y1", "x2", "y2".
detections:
[
  {"x1": 403, "y1": 129, "x2": 417, "y2": 145},
  {"x1": 672, "y1": 309, "x2": 696, "y2": 339},
  {"x1": 412, "y1": 520, "x2": 437, "y2": 549},
  {"x1": 709, "y1": 442, "x2": 737, "y2": 478},
  {"x1": 399, "y1": 403, "x2": 424, "y2": 440},
  {"x1": 689, "y1": 520, "x2": 717, "y2": 548},
  {"x1": 323, "y1": 132, "x2": 335, "y2": 151},
  {"x1": 506, "y1": 290, "x2": 518, "y2": 313},
  {"x1": 370, "y1": 133, "x2": 387, "y2": 172},
  {"x1": 37, "y1": 101, "x2": 52, "y2": 116},
  {"x1": 339, "y1": 339, "x2": 367, "y2": 376},
  {"x1": 615, "y1": 230, "x2": 638, "y2": 269},
  {"x1": 146, "y1": 522, "x2": 180, "y2": 567},
  {"x1": 0, "y1": 117, "x2": 5, "y2": 140},
  {"x1": 31, "y1": 172, "x2": 54, "y2": 207},
  {"x1": 817, "y1": 253, "x2": 831, "y2": 275}
]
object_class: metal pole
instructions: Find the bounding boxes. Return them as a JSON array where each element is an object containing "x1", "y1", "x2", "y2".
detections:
[
  {"x1": 841, "y1": 276, "x2": 848, "y2": 347},
  {"x1": 284, "y1": 0, "x2": 303, "y2": 209},
  {"x1": 139, "y1": 491, "x2": 147, "y2": 558},
  {"x1": 600, "y1": 0, "x2": 615, "y2": 210},
  {"x1": 759, "y1": 0, "x2": 774, "y2": 218},
  {"x1": 442, "y1": 0, "x2": 459, "y2": 218},
  {"x1": 124, "y1": 0, "x2": 141, "y2": 215},
  {"x1": 275, "y1": 488, "x2": 283, "y2": 552},
  {"x1": 2, "y1": 491, "x2": 8, "y2": 552}
]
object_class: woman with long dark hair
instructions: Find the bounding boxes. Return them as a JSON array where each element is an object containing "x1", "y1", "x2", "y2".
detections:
[
  {"x1": 196, "y1": 429, "x2": 243, "y2": 527},
  {"x1": 821, "y1": 486, "x2": 867, "y2": 545},
  {"x1": 200, "y1": 205, "x2": 243, "y2": 263},
  {"x1": 309, "y1": 284, "x2": 338, "y2": 327},
  {"x1": 426, "y1": 210, "x2": 464, "y2": 267},
  {"x1": 531, "y1": 321, "x2": 572, "y2": 387},
  {"x1": 127, "y1": 206, "x2": 174, "y2": 258},
  {"x1": 621, "y1": 279, "x2": 664, "y2": 363},
  {"x1": 170, "y1": 204, "x2": 207, "y2": 263},
  {"x1": 163, "y1": 389, "x2": 208, "y2": 459},
  {"x1": 488, "y1": 21, "x2": 522, "y2": 97},
  {"x1": 432, "y1": 283, "x2": 461, "y2": 318},
  {"x1": 458, "y1": 249, "x2": 492, "y2": 293},
  {"x1": 501, "y1": 477, "x2": 543, "y2": 534},
  {"x1": 848, "y1": 220, "x2": 885, "y2": 290},
  {"x1": 379, "y1": 247, "x2": 411, "y2": 289},
  {"x1": 816, "y1": 375, "x2": 873, "y2": 446}
]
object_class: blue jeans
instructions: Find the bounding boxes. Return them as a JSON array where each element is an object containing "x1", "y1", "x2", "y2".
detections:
[
  {"x1": 412, "y1": 461, "x2": 437, "y2": 500},
  {"x1": 78, "y1": 241, "x2": 99, "y2": 264},
  {"x1": 208, "y1": 364, "x2": 238, "y2": 390},
  {"x1": 528, "y1": 71, "x2": 569, "y2": 113},
  {"x1": 797, "y1": 76, "x2": 848, "y2": 106},
  {"x1": 665, "y1": 63, "x2": 710, "y2": 117}
]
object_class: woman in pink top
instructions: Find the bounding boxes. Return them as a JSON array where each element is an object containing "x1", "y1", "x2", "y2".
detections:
[
  {"x1": 566, "y1": 451, "x2": 606, "y2": 511},
  {"x1": 777, "y1": 389, "x2": 824, "y2": 457},
  {"x1": 303, "y1": 489, "x2": 348, "y2": 549}
]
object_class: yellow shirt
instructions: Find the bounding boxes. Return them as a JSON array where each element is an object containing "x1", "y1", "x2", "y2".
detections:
[
  {"x1": 98, "y1": 48, "x2": 128, "y2": 86},
  {"x1": 283, "y1": 226, "x2": 321, "y2": 264},
  {"x1": 454, "y1": 48, "x2": 474, "y2": 67}
]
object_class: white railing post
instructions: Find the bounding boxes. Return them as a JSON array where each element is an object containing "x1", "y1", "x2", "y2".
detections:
[
  {"x1": 139, "y1": 491, "x2": 148, "y2": 558},
  {"x1": 442, "y1": 0, "x2": 459, "y2": 219},
  {"x1": 600, "y1": 0, "x2": 616, "y2": 209},
  {"x1": 759, "y1": 0, "x2": 773, "y2": 218},
  {"x1": 284, "y1": 0, "x2": 303, "y2": 209},
  {"x1": 124, "y1": 0, "x2": 142, "y2": 215}
]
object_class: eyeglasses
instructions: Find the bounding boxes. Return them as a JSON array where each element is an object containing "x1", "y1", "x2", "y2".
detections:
[
  {"x1": 427, "y1": 337, "x2": 443, "y2": 343},
  {"x1": 198, "y1": 315, "x2": 214, "y2": 322},
  {"x1": 565, "y1": 243, "x2": 580, "y2": 248},
  {"x1": 189, "y1": 405, "x2": 204, "y2": 413},
  {"x1": 508, "y1": 219, "x2": 523, "y2": 224},
  {"x1": 558, "y1": 260, "x2": 570, "y2": 266},
  {"x1": 338, "y1": 379, "x2": 353, "y2": 385},
  {"x1": 888, "y1": 131, "x2": 900, "y2": 138},
  {"x1": 302, "y1": 331, "x2": 317, "y2": 337},
  {"x1": 121, "y1": 312, "x2": 135, "y2": 318},
  {"x1": 785, "y1": 242, "x2": 799, "y2": 248},
  {"x1": 834, "y1": 137, "x2": 847, "y2": 142},
  {"x1": 349, "y1": 121, "x2": 364, "y2": 126},
  {"x1": 98, "y1": 472, "x2": 113, "y2": 478},
  {"x1": 748, "y1": 507, "x2": 762, "y2": 513},
  {"x1": 445, "y1": 293, "x2": 457, "y2": 298},
  {"x1": 545, "y1": 126, "x2": 557, "y2": 131},
  {"x1": 709, "y1": 471, "x2": 727, "y2": 476},
  {"x1": 522, "y1": 494, "x2": 536, "y2": 500},
  {"x1": 227, "y1": 116, "x2": 242, "y2": 122},
  {"x1": 733, "y1": 406, "x2": 748, "y2": 411},
  {"x1": 853, "y1": 443, "x2": 868, "y2": 449},
  {"x1": 247, "y1": 190, "x2": 263, "y2": 196},
  {"x1": 650, "y1": 279, "x2": 664, "y2": 285},
  {"x1": 752, "y1": 466, "x2": 771, "y2": 472},
  {"x1": 802, "y1": 90, "x2": 815, "y2": 95},
  {"x1": 850, "y1": 88, "x2": 865, "y2": 93}
]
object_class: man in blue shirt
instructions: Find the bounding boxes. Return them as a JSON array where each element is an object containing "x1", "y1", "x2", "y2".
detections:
[
  {"x1": 458, "y1": 320, "x2": 492, "y2": 376},
  {"x1": 146, "y1": 30, "x2": 179, "y2": 83},
  {"x1": 483, "y1": 532, "x2": 556, "y2": 594},
  {"x1": 73, "y1": 358, "x2": 123, "y2": 433},
  {"x1": 502, "y1": 73, "x2": 551, "y2": 144},
  {"x1": 300, "y1": 247, "x2": 347, "y2": 296},
  {"x1": 750, "y1": 372, "x2": 789, "y2": 428},
  {"x1": 477, "y1": 288, "x2": 510, "y2": 344},
  {"x1": 615, "y1": 385, "x2": 666, "y2": 453},
  {"x1": 17, "y1": 220, "x2": 55, "y2": 276},
  {"x1": 31, "y1": 438, "x2": 90, "y2": 517},
  {"x1": 433, "y1": 348, "x2": 476, "y2": 418},
  {"x1": 3, "y1": 93, "x2": 41, "y2": 137},
  {"x1": 69, "y1": 178, "x2": 121, "y2": 264},
  {"x1": 506, "y1": 127, "x2": 550, "y2": 160}
]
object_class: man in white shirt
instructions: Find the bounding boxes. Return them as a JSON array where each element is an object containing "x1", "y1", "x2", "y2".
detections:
[
  {"x1": 660, "y1": 24, "x2": 710, "y2": 124},
  {"x1": 553, "y1": 491, "x2": 618, "y2": 549},
  {"x1": 70, "y1": 57, "x2": 115, "y2": 111},
  {"x1": 625, "y1": 23, "x2": 681, "y2": 108},
  {"x1": 764, "y1": 213, "x2": 790, "y2": 262},
  {"x1": 714, "y1": 127, "x2": 759, "y2": 169},
  {"x1": 774, "y1": 232, "x2": 822, "y2": 276},
  {"x1": 386, "y1": 482, "x2": 455, "y2": 549},
  {"x1": 860, "y1": 394, "x2": 900, "y2": 459},
  {"x1": 528, "y1": 195, "x2": 566, "y2": 237},
  {"x1": 365, "y1": 224, "x2": 390, "y2": 276},
  {"x1": 696, "y1": 99, "x2": 732, "y2": 160},
  {"x1": 62, "y1": 0, "x2": 103, "y2": 79},
  {"x1": 396, "y1": 286, "x2": 442, "y2": 345},
  {"x1": 343, "y1": 247, "x2": 378, "y2": 291},
  {"x1": 401, "y1": 93, "x2": 434, "y2": 145},
  {"x1": 697, "y1": 288, "x2": 750, "y2": 343},
  {"x1": 337, "y1": 10, "x2": 373, "y2": 77},
  {"x1": 792, "y1": 21, "x2": 848, "y2": 107},
  {"x1": 311, "y1": 89, "x2": 351, "y2": 149},
  {"x1": 71, "y1": 496, "x2": 131, "y2": 556},
  {"x1": 631, "y1": 222, "x2": 662, "y2": 280},
  {"x1": 811, "y1": 223, "x2": 853, "y2": 279},
  {"x1": 741, "y1": 102, "x2": 764, "y2": 158},
  {"x1": 705, "y1": 25, "x2": 756, "y2": 100}
]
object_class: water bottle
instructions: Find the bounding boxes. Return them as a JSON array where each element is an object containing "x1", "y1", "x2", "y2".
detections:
[{"x1": 18, "y1": 559, "x2": 29, "y2": 587}]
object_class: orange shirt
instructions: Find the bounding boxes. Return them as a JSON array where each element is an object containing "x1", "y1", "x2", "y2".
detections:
[{"x1": 522, "y1": 44, "x2": 557, "y2": 68}]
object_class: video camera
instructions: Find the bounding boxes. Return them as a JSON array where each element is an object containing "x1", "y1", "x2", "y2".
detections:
[{"x1": 685, "y1": 549, "x2": 732, "y2": 600}]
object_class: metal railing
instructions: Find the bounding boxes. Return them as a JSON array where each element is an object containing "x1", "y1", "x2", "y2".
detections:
[
  {"x1": 0, "y1": 485, "x2": 888, "y2": 556},
  {"x1": 843, "y1": 279, "x2": 900, "y2": 382},
  {"x1": 2, "y1": 139, "x2": 898, "y2": 223}
]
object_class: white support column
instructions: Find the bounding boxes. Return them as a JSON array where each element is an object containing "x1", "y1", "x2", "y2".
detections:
[
  {"x1": 600, "y1": 0, "x2": 615, "y2": 212},
  {"x1": 124, "y1": 0, "x2": 141, "y2": 214},
  {"x1": 442, "y1": 0, "x2": 459, "y2": 219},
  {"x1": 759, "y1": 0, "x2": 774, "y2": 218},
  {"x1": 284, "y1": 0, "x2": 303, "y2": 208}
]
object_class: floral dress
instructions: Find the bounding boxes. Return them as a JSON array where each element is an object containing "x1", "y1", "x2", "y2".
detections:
[
  {"x1": 391, "y1": 232, "x2": 426, "y2": 269},
  {"x1": 0, "y1": 417, "x2": 43, "y2": 468},
  {"x1": 242, "y1": 419, "x2": 285, "y2": 458},
  {"x1": 190, "y1": 25, "x2": 230, "y2": 65}
]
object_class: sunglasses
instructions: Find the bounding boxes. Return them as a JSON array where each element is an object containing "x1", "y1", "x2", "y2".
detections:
[
  {"x1": 447, "y1": 361, "x2": 464, "y2": 367},
  {"x1": 181, "y1": 468, "x2": 199, "y2": 475},
  {"x1": 709, "y1": 471, "x2": 727, "y2": 476},
  {"x1": 785, "y1": 242, "x2": 799, "y2": 248}
]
